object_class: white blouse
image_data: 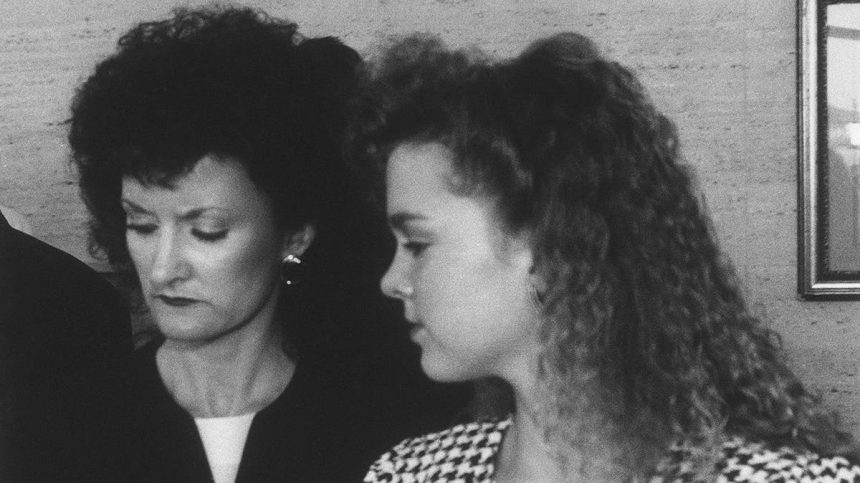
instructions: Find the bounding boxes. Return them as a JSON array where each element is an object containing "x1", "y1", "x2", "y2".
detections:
[{"x1": 194, "y1": 413, "x2": 256, "y2": 483}]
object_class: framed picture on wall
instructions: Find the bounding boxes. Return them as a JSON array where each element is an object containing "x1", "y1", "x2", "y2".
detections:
[{"x1": 798, "y1": 0, "x2": 860, "y2": 299}]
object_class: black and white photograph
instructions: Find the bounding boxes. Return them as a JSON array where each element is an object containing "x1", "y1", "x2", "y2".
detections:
[{"x1": 1, "y1": 1, "x2": 859, "y2": 481}]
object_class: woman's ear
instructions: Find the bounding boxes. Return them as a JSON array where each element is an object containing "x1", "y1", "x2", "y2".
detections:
[
  {"x1": 528, "y1": 262, "x2": 548, "y2": 303},
  {"x1": 281, "y1": 223, "x2": 316, "y2": 259}
]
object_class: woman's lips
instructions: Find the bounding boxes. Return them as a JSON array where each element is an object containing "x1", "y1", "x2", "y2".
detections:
[
  {"x1": 407, "y1": 321, "x2": 424, "y2": 338},
  {"x1": 155, "y1": 295, "x2": 198, "y2": 307}
]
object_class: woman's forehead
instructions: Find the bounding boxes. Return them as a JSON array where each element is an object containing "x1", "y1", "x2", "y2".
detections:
[
  {"x1": 386, "y1": 141, "x2": 524, "y2": 241},
  {"x1": 386, "y1": 142, "x2": 458, "y2": 207},
  {"x1": 121, "y1": 155, "x2": 267, "y2": 213}
]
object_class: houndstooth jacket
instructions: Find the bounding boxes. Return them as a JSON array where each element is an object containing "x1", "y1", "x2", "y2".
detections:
[{"x1": 364, "y1": 418, "x2": 860, "y2": 482}]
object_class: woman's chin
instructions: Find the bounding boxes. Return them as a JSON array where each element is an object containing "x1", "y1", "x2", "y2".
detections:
[
  {"x1": 418, "y1": 354, "x2": 480, "y2": 383},
  {"x1": 154, "y1": 319, "x2": 223, "y2": 344}
]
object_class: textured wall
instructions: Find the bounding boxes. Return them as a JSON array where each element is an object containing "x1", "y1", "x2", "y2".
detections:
[{"x1": 1, "y1": 0, "x2": 858, "y2": 435}]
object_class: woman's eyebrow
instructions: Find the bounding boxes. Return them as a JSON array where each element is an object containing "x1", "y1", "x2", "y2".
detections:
[
  {"x1": 388, "y1": 212, "x2": 428, "y2": 231},
  {"x1": 120, "y1": 199, "x2": 149, "y2": 213},
  {"x1": 176, "y1": 207, "x2": 227, "y2": 221}
]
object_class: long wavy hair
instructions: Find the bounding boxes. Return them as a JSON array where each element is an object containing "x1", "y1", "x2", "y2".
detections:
[{"x1": 351, "y1": 32, "x2": 859, "y2": 477}]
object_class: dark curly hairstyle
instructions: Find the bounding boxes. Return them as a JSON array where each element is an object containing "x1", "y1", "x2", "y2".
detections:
[
  {"x1": 69, "y1": 6, "x2": 391, "y2": 354},
  {"x1": 351, "y1": 32, "x2": 859, "y2": 477}
]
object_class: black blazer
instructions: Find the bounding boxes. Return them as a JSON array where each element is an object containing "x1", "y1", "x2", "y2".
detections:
[
  {"x1": 133, "y1": 340, "x2": 397, "y2": 482},
  {"x1": 0, "y1": 212, "x2": 137, "y2": 482},
  {"x1": 132, "y1": 334, "x2": 471, "y2": 482}
]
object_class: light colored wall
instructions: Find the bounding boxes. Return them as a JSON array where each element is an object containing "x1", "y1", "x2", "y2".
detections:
[{"x1": 1, "y1": 0, "x2": 858, "y2": 435}]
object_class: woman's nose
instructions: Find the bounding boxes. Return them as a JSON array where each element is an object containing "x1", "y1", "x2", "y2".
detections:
[
  {"x1": 149, "y1": 231, "x2": 190, "y2": 285},
  {"x1": 380, "y1": 254, "x2": 413, "y2": 300}
]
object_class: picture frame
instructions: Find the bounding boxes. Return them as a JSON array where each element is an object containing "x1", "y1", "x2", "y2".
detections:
[{"x1": 798, "y1": 0, "x2": 860, "y2": 299}]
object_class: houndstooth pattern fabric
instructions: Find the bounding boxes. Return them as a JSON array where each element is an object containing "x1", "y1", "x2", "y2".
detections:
[
  {"x1": 364, "y1": 419, "x2": 509, "y2": 483},
  {"x1": 364, "y1": 418, "x2": 860, "y2": 482},
  {"x1": 715, "y1": 438, "x2": 860, "y2": 482}
]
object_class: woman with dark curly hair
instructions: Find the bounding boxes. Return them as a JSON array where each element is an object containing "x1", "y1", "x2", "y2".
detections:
[
  {"x1": 69, "y1": 6, "x2": 466, "y2": 482},
  {"x1": 354, "y1": 32, "x2": 860, "y2": 481}
]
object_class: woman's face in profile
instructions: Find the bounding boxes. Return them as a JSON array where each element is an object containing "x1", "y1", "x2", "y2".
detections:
[
  {"x1": 121, "y1": 155, "x2": 289, "y2": 342},
  {"x1": 381, "y1": 142, "x2": 541, "y2": 383}
]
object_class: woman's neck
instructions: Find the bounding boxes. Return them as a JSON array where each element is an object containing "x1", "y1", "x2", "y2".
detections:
[
  {"x1": 494, "y1": 381, "x2": 566, "y2": 483},
  {"x1": 494, "y1": 373, "x2": 626, "y2": 482},
  {"x1": 156, "y1": 317, "x2": 294, "y2": 418}
]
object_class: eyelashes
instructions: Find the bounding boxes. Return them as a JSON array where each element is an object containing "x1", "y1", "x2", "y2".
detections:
[
  {"x1": 126, "y1": 223, "x2": 228, "y2": 242},
  {"x1": 126, "y1": 223, "x2": 156, "y2": 235},
  {"x1": 191, "y1": 229, "x2": 228, "y2": 242},
  {"x1": 403, "y1": 241, "x2": 429, "y2": 256}
]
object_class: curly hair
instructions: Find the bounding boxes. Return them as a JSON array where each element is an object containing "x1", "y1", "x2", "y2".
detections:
[
  {"x1": 351, "y1": 32, "x2": 859, "y2": 476},
  {"x1": 68, "y1": 6, "x2": 396, "y2": 353},
  {"x1": 70, "y1": 7, "x2": 368, "y2": 276}
]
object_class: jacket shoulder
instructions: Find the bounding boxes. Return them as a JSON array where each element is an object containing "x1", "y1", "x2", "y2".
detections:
[
  {"x1": 717, "y1": 438, "x2": 860, "y2": 482},
  {"x1": 364, "y1": 418, "x2": 511, "y2": 482}
]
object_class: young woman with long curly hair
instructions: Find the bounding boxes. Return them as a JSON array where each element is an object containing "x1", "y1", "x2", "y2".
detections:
[{"x1": 353, "y1": 32, "x2": 860, "y2": 481}]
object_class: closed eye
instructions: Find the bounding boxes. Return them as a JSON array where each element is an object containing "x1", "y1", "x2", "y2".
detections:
[
  {"x1": 192, "y1": 229, "x2": 228, "y2": 242},
  {"x1": 403, "y1": 241, "x2": 428, "y2": 256},
  {"x1": 126, "y1": 223, "x2": 157, "y2": 235}
]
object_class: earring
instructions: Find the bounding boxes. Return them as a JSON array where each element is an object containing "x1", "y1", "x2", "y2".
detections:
[{"x1": 280, "y1": 254, "x2": 303, "y2": 286}]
